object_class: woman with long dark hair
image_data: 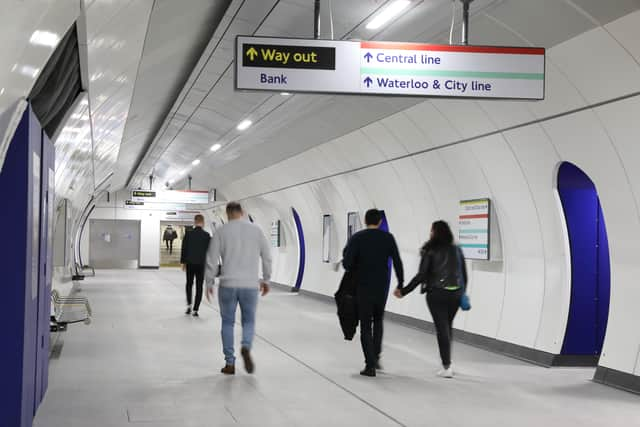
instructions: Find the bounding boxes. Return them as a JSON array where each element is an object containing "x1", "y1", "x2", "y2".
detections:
[{"x1": 394, "y1": 220, "x2": 467, "y2": 378}]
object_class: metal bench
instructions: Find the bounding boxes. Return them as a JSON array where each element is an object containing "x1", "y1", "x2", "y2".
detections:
[
  {"x1": 71, "y1": 263, "x2": 95, "y2": 281},
  {"x1": 50, "y1": 289, "x2": 92, "y2": 332}
]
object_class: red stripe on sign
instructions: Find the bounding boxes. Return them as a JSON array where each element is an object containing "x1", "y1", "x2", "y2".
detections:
[
  {"x1": 459, "y1": 214, "x2": 489, "y2": 219},
  {"x1": 360, "y1": 41, "x2": 545, "y2": 55}
]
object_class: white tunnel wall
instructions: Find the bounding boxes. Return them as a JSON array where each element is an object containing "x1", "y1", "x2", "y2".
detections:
[{"x1": 216, "y1": 13, "x2": 640, "y2": 377}]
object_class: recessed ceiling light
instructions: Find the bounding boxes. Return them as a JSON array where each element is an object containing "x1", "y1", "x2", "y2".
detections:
[
  {"x1": 280, "y1": 92, "x2": 291, "y2": 96},
  {"x1": 179, "y1": 170, "x2": 185, "y2": 176},
  {"x1": 29, "y1": 30, "x2": 60, "y2": 48},
  {"x1": 237, "y1": 119, "x2": 252, "y2": 131},
  {"x1": 366, "y1": 0, "x2": 411, "y2": 30},
  {"x1": 210, "y1": 143, "x2": 222, "y2": 152},
  {"x1": 192, "y1": 159, "x2": 201, "y2": 166},
  {"x1": 19, "y1": 65, "x2": 40, "y2": 78},
  {"x1": 0, "y1": 88, "x2": 4, "y2": 96},
  {"x1": 168, "y1": 179, "x2": 175, "y2": 185}
]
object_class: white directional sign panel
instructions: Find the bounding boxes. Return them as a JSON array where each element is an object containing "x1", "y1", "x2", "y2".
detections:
[
  {"x1": 131, "y1": 190, "x2": 209, "y2": 204},
  {"x1": 236, "y1": 36, "x2": 545, "y2": 100}
]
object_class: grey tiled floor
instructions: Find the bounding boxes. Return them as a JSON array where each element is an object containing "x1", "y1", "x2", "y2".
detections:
[{"x1": 35, "y1": 269, "x2": 639, "y2": 427}]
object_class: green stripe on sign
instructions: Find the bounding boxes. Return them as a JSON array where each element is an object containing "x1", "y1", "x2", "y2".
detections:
[
  {"x1": 360, "y1": 68, "x2": 544, "y2": 80},
  {"x1": 460, "y1": 244, "x2": 488, "y2": 248},
  {"x1": 459, "y1": 229, "x2": 488, "y2": 234}
]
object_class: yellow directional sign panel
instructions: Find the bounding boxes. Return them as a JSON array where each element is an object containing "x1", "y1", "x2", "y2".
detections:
[{"x1": 241, "y1": 42, "x2": 335, "y2": 70}]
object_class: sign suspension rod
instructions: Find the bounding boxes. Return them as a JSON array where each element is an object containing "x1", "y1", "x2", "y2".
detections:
[
  {"x1": 314, "y1": 0, "x2": 321, "y2": 39},
  {"x1": 461, "y1": 0, "x2": 473, "y2": 45}
]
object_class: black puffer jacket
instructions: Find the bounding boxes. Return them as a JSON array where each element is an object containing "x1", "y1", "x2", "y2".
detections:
[
  {"x1": 334, "y1": 270, "x2": 358, "y2": 340},
  {"x1": 400, "y1": 244, "x2": 467, "y2": 296}
]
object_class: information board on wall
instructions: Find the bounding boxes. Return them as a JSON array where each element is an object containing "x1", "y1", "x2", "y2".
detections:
[
  {"x1": 236, "y1": 36, "x2": 545, "y2": 99},
  {"x1": 459, "y1": 199, "x2": 490, "y2": 260},
  {"x1": 271, "y1": 220, "x2": 281, "y2": 248},
  {"x1": 322, "y1": 215, "x2": 332, "y2": 263}
]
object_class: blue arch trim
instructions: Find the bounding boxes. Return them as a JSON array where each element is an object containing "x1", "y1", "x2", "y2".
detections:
[
  {"x1": 292, "y1": 207, "x2": 305, "y2": 291},
  {"x1": 558, "y1": 162, "x2": 610, "y2": 356},
  {"x1": 379, "y1": 210, "x2": 392, "y2": 289}
]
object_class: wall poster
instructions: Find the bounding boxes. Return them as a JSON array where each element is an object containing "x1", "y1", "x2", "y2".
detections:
[
  {"x1": 270, "y1": 220, "x2": 281, "y2": 248},
  {"x1": 458, "y1": 198, "x2": 490, "y2": 260},
  {"x1": 322, "y1": 214, "x2": 332, "y2": 263}
]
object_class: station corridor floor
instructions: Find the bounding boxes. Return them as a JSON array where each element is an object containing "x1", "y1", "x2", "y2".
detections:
[{"x1": 35, "y1": 269, "x2": 640, "y2": 427}]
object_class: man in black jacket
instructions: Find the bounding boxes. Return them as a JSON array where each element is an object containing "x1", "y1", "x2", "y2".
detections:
[
  {"x1": 342, "y1": 209, "x2": 404, "y2": 377},
  {"x1": 181, "y1": 214, "x2": 210, "y2": 317}
]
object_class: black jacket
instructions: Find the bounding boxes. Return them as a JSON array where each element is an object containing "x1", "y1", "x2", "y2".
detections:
[
  {"x1": 334, "y1": 270, "x2": 358, "y2": 340},
  {"x1": 180, "y1": 227, "x2": 210, "y2": 265},
  {"x1": 342, "y1": 228, "x2": 404, "y2": 300},
  {"x1": 163, "y1": 228, "x2": 177, "y2": 241},
  {"x1": 400, "y1": 244, "x2": 467, "y2": 296}
]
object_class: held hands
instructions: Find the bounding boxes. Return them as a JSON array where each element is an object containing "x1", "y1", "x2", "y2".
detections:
[
  {"x1": 393, "y1": 288, "x2": 404, "y2": 299},
  {"x1": 181, "y1": 264, "x2": 186, "y2": 272},
  {"x1": 260, "y1": 281, "x2": 270, "y2": 297}
]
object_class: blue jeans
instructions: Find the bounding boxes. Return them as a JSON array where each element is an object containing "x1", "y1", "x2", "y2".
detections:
[{"x1": 218, "y1": 286, "x2": 259, "y2": 365}]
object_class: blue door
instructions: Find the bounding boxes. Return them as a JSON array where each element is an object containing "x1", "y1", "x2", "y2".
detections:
[{"x1": 557, "y1": 162, "x2": 610, "y2": 356}]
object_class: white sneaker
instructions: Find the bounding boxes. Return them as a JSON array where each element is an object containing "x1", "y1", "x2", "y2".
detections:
[{"x1": 437, "y1": 367, "x2": 454, "y2": 378}]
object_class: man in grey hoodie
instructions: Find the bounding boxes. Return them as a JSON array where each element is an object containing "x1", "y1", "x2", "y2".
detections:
[{"x1": 205, "y1": 202, "x2": 272, "y2": 375}]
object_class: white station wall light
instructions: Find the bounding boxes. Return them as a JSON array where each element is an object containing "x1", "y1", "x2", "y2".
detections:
[
  {"x1": 237, "y1": 119, "x2": 252, "y2": 131},
  {"x1": 366, "y1": 0, "x2": 411, "y2": 30}
]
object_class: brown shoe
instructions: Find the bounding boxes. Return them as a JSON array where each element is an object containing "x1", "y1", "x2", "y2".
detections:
[
  {"x1": 220, "y1": 365, "x2": 235, "y2": 375},
  {"x1": 241, "y1": 347, "x2": 255, "y2": 374}
]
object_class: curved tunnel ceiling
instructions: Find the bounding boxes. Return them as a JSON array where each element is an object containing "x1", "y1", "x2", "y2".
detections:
[
  {"x1": 126, "y1": 0, "x2": 640, "y2": 193},
  {"x1": 109, "y1": 0, "x2": 232, "y2": 190}
]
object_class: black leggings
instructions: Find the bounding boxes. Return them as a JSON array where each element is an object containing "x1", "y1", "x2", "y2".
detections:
[{"x1": 426, "y1": 289, "x2": 462, "y2": 368}]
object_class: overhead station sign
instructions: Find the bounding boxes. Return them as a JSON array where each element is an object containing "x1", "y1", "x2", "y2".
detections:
[
  {"x1": 131, "y1": 190, "x2": 209, "y2": 205},
  {"x1": 236, "y1": 36, "x2": 545, "y2": 100}
]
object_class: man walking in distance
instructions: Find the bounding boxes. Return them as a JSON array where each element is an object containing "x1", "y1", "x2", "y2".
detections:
[
  {"x1": 180, "y1": 214, "x2": 210, "y2": 317},
  {"x1": 205, "y1": 202, "x2": 272, "y2": 375},
  {"x1": 342, "y1": 209, "x2": 404, "y2": 377}
]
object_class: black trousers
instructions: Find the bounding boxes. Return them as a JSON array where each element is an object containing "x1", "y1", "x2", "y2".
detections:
[
  {"x1": 185, "y1": 264, "x2": 205, "y2": 311},
  {"x1": 358, "y1": 296, "x2": 386, "y2": 368},
  {"x1": 165, "y1": 239, "x2": 173, "y2": 253},
  {"x1": 426, "y1": 288, "x2": 463, "y2": 368}
]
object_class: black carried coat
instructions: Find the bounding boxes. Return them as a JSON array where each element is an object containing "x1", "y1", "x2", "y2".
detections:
[{"x1": 334, "y1": 269, "x2": 358, "y2": 340}]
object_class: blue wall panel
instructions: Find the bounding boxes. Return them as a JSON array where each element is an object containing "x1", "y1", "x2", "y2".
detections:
[
  {"x1": 292, "y1": 207, "x2": 305, "y2": 290},
  {"x1": 0, "y1": 106, "x2": 46, "y2": 427},
  {"x1": 558, "y1": 162, "x2": 610, "y2": 356}
]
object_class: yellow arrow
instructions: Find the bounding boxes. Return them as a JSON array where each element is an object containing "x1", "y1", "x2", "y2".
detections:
[{"x1": 246, "y1": 47, "x2": 258, "y2": 61}]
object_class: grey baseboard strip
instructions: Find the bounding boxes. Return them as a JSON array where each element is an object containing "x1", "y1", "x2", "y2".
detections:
[
  {"x1": 594, "y1": 366, "x2": 640, "y2": 395},
  {"x1": 551, "y1": 355, "x2": 600, "y2": 367},
  {"x1": 139, "y1": 266, "x2": 160, "y2": 270}
]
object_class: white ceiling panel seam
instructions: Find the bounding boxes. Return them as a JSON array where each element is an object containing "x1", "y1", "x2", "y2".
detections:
[{"x1": 123, "y1": 0, "x2": 249, "y2": 186}]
